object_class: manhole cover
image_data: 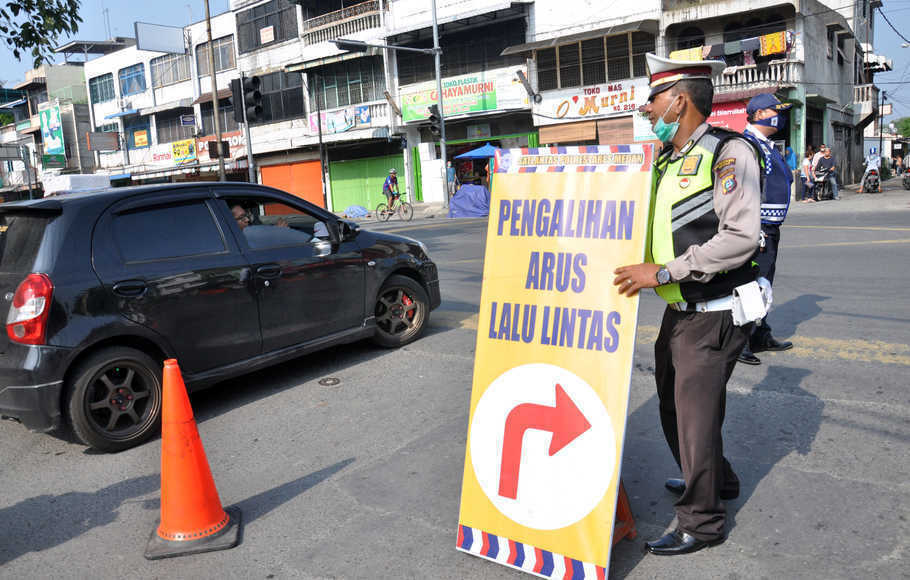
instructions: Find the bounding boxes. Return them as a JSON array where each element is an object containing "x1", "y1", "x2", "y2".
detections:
[{"x1": 318, "y1": 377, "x2": 341, "y2": 387}]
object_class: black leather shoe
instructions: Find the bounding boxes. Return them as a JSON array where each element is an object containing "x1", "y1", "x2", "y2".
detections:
[
  {"x1": 664, "y1": 477, "x2": 739, "y2": 500},
  {"x1": 737, "y1": 347, "x2": 761, "y2": 365},
  {"x1": 751, "y1": 336, "x2": 793, "y2": 352},
  {"x1": 644, "y1": 529, "x2": 726, "y2": 555}
]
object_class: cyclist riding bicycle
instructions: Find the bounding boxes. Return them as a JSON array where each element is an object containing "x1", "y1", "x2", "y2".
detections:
[{"x1": 383, "y1": 168, "x2": 399, "y2": 204}]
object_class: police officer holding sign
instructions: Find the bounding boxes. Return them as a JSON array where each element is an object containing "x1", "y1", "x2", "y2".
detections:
[
  {"x1": 613, "y1": 53, "x2": 762, "y2": 555},
  {"x1": 738, "y1": 93, "x2": 795, "y2": 365}
]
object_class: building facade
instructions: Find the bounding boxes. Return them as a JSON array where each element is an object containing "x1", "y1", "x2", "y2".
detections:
[{"x1": 2, "y1": 0, "x2": 888, "y2": 202}]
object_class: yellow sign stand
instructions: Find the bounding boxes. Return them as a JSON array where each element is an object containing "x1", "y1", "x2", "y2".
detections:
[{"x1": 457, "y1": 144, "x2": 653, "y2": 578}]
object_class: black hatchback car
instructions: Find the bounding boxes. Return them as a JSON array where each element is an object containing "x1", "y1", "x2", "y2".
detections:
[{"x1": 0, "y1": 182, "x2": 440, "y2": 451}]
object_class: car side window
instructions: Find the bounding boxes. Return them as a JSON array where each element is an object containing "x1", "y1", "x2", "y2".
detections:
[
  {"x1": 113, "y1": 201, "x2": 226, "y2": 262},
  {"x1": 223, "y1": 197, "x2": 329, "y2": 250}
]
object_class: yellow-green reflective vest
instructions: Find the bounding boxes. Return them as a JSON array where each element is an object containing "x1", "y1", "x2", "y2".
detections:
[{"x1": 645, "y1": 127, "x2": 758, "y2": 304}]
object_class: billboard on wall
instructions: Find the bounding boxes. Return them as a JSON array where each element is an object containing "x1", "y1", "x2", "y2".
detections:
[
  {"x1": 135, "y1": 22, "x2": 186, "y2": 54},
  {"x1": 532, "y1": 78, "x2": 649, "y2": 127},
  {"x1": 309, "y1": 105, "x2": 371, "y2": 135},
  {"x1": 707, "y1": 101, "x2": 748, "y2": 133},
  {"x1": 400, "y1": 66, "x2": 529, "y2": 123},
  {"x1": 39, "y1": 106, "x2": 65, "y2": 156}
]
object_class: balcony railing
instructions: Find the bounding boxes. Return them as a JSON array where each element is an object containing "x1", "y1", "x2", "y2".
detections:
[
  {"x1": 854, "y1": 83, "x2": 879, "y2": 104},
  {"x1": 714, "y1": 60, "x2": 802, "y2": 94},
  {"x1": 301, "y1": 0, "x2": 383, "y2": 45}
]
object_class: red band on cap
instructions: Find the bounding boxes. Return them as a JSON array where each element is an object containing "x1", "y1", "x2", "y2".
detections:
[{"x1": 650, "y1": 67, "x2": 713, "y2": 83}]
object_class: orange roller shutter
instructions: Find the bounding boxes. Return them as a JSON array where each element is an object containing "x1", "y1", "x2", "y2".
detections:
[{"x1": 261, "y1": 161, "x2": 325, "y2": 208}]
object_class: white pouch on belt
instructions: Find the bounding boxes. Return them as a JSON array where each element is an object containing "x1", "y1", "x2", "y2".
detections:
[{"x1": 731, "y1": 281, "x2": 767, "y2": 326}]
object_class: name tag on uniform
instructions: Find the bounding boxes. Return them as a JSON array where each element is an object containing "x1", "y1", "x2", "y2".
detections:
[{"x1": 678, "y1": 154, "x2": 702, "y2": 176}]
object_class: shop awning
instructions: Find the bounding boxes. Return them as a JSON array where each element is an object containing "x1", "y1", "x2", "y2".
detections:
[
  {"x1": 501, "y1": 20, "x2": 658, "y2": 56},
  {"x1": 0, "y1": 98, "x2": 27, "y2": 109},
  {"x1": 455, "y1": 143, "x2": 499, "y2": 159},
  {"x1": 286, "y1": 52, "x2": 369, "y2": 73},
  {"x1": 538, "y1": 121, "x2": 596, "y2": 144},
  {"x1": 104, "y1": 109, "x2": 138, "y2": 120},
  {"x1": 193, "y1": 88, "x2": 232, "y2": 105},
  {"x1": 140, "y1": 98, "x2": 194, "y2": 116}
]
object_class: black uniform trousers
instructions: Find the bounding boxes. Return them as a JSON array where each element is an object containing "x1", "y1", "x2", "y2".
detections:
[
  {"x1": 752, "y1": 224, "x2": 780, "y2": 346},
  {"x1": 655, "y1": 307, "x2": 752, "y2": 540}
]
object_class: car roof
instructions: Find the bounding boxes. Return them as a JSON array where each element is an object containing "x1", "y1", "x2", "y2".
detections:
[{"x1": 0, "y1": 182, "x2": 280, "y2": 212}]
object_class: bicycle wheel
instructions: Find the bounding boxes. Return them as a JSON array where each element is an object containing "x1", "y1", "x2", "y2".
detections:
[
  {"x1": 398, "y1": 201, "x2": 413, "y2": 221},
  {"x1": 376, "y1": 203, "x2": 391, "y2": 221}
]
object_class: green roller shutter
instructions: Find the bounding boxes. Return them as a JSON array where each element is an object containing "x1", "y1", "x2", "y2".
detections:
[{"x1": 328, "y1": 153, "x2": 407, "y2": 211}]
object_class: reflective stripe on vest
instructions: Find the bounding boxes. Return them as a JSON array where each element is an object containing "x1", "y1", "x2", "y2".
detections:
[{"x1": 647, "y1": 128, "x2": 758, "y2": 305}]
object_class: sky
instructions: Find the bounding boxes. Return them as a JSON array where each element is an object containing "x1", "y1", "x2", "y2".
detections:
[{"x1": 1, "y1": 0, "x2": 909, "y2": 125}]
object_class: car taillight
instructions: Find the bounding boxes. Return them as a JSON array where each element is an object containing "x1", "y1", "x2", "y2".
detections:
[{"x1": 6, "y1": 273, "x2": 54, "y2": 345}]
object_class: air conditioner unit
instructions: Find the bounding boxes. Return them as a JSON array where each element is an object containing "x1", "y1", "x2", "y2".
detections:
[{"x1": 118, "y1": 98, "x2": 132, "y2": 110}]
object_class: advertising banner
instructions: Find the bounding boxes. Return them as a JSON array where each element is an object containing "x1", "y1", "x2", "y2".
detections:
[
  {"x1": 533, "y1": 78, "x2": 649, "y2": 127},
  {"x1": 171, "y1": 138, "x2": 197, "y2": 165},
  {"x1": 39, "y1": 106, "x2": 65, "y2": 156},
  {"x1": 400, "y1": 66, "x2": 529, "y2": 122},
  {"x1": 458, "y1": 144, "x2": 653, "y2": 578},
  {"x1": 707, "y1": 100, "x2": 748, "y2": 133},
  {"x1": 309, "y1": 105, "x2": 371, "y2": 135}
]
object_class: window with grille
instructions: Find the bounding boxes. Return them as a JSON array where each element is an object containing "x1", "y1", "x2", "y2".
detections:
[
  {"x1": 156, "y1": 108, "x2": 195, "y2": 143},
  {"x1": 200, "y1": 99, "x2": 239, "y2": 135},
  {"x1": 236, "y1": 0, "x2": 298, "y2": 54},
  {"x1": 309, "y1": 58, "x2": 384, "y2": 111},
  {"x1": 252, "y1": 71, "x2": 305, "y2": 125},
  {"x1": 118, "y1": 64, "x2": 147, "y2": 96},
  {"x1": 535, "y1": 32, "x2": 652, "y2": 90},
  {"x1": 89, "y1": 73, "x2": 116, "y2": 104},
  {"x1": 196, "y1": 36, "x2": 236, "y2": 76},
  {"x1": 151, "y1": 53, "x2": 191, "y2": 88},
  {"x1": 395, "y1": 20, "x2": 526, "y2": 86}
]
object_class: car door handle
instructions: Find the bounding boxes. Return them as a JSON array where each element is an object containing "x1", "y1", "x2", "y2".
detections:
[
  {"x1": 112, "y1": 280, "x2": 148, "y2": 297},
  {"x1": 255, "y1": 264, "x2": 282, "y2": 279}
]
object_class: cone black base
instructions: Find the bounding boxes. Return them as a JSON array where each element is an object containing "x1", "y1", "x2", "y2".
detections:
[{"x1": 144, "y1": 506, "x2": 242, "y2": 560}]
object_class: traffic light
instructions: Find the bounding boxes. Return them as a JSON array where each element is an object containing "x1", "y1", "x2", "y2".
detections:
[
  {"x1": 428, "y1": 104, "x2": 442, "y2": 138},
  {"x1": 230, "y1": 75, "x2": 263, "y2": 124}
]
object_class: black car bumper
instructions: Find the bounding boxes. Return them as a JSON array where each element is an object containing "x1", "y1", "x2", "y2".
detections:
[{"x1": 0, "y1": 345, "x2": 71, "y2": 432}]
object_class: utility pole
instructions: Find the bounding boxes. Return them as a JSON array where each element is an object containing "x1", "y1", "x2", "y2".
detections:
[
  {"x1": 430, "y1": 0, "x2": 448, "y2": 206},
  {"x1": 205, "y1": 0, "x2": 226, "y2": 181},
  {"x1": 879, "y1": 90, "x2": 886, "y2": 160},
  {"x1": 314, "y1": 74, "x2": 328, "y2": 209}
]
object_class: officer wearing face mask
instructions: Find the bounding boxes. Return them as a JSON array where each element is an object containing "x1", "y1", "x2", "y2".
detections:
[
  {"x1": 737, "y1": 93, "x2": 795, "y2": 365},
  {"x1": 614, "y1": 53, "x2": 761, "y2": 556}
]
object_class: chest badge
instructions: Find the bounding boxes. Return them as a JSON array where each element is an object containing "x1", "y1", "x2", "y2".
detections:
[
  {"x1": 679, "y1": 177, "x2": 691, "y2": 188},
  {"x1": 678, "y1": 154, "x2": 702, "y2": 176}
]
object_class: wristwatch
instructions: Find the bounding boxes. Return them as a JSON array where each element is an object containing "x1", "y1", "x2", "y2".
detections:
[{"x1": 656, "y1": 266, "x2": 671, "y2": 285}]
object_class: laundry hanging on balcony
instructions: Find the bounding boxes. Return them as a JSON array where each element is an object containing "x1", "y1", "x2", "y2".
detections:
[{"x1": 669, "y1": 31, "x2": 793, "y2": 64}]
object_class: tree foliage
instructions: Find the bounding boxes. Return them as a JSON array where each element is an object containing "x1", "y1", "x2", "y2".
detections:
[
  {"x1": 895, "y1": 117, "x2": 910, "y2": 138},
  {"x1": 0, "y1": 111, "x2": 13, "y2": 126},
  {"x1": 0, "y1": 1, "x2": 82, "y2": 68}
]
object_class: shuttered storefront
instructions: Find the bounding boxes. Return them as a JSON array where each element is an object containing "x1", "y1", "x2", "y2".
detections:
[
  {"x1": 260, "y1": 160, "x2": 325, "y2": 208},
  {"x1": 328, "y1": 153, "x2": 407, "y2": 212}
]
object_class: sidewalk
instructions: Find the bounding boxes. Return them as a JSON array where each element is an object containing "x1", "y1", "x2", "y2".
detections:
[
  {"x1": 790, "y1": 176, "x2": 909, "y2": 215},
  {"x1": 334, "y1": 201, "x2": 448, "y2": 220}
]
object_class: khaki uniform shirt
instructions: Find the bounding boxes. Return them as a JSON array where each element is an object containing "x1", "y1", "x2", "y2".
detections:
[{"x1": 664, "y1": 122, "x2": 761, "y2": 284}]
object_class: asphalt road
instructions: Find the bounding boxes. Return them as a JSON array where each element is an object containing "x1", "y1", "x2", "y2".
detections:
[{"x1": 1, "y1": 179, "x2": 908, "y2": 579}]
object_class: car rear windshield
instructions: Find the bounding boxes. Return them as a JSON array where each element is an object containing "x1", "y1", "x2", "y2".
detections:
[{"x1": 0, "y1": 214, "x2": 50, "y2": 273}]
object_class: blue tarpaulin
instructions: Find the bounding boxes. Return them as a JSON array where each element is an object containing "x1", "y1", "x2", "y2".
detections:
[
  {"x1": 454, "y1": 143, "x2": 498, "y2": 159},
  {"x1": 343, "y1": 204, "x2": 370, "y2": 218},
  {"x1": 448, "y1": 184, "x2": 490, "y2": 218}
]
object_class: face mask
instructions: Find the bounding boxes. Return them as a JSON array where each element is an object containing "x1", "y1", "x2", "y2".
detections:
[
  {"x1": 653, "y1": 97, "x2": 682, "y2": 143},
  {"x1": 753, "y1": 112, "x2": 787, "y2": 132}
]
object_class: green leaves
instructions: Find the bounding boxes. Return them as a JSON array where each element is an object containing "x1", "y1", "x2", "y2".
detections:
[{"x1": 1, "y1": 0, "x2": 82, "y2": 68}]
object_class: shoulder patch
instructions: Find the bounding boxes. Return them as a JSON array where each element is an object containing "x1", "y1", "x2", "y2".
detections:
[
  {"x1": 722, "y1": 175, "x2": 738, "y2": 194},
  {"x1": 678, "y1": 154, "x2": 702, "y2": 176},
  {"x1": 714, "y1": 157, "x2": 735, "y2": 173}
]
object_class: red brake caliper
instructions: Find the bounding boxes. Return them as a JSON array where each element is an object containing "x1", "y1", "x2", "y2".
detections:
[{"x1": 402, "y1": 293, "x2": 414, "y2": 319}]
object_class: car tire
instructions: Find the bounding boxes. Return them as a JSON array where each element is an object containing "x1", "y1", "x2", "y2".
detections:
[
  {"x1": 371, "y1": 275, "x2": 430, "y2": 348},
  {"x1": 66, "y1": 346, "x2": 162, "y2": 452}
]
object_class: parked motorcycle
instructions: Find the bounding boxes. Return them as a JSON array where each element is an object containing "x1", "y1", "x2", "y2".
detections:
[
  {"x1": 903, "y1": 167, "x2": 910, "y2": 191},
  {"x1": 861, "y1": 167, "x2": 881, "y2": 193},
  {"x1": 814, "y1": 167, "x2": 834, "y2": 200}
]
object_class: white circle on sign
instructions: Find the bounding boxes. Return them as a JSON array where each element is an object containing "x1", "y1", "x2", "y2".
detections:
[{"x1": 470, "y1": 363, "x2": 616, "y2": 530}]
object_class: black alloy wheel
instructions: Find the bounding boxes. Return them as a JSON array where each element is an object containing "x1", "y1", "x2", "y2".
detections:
[
  {"x1": 372, "y1": 275, "x2": 429, "y2": 347},
  {"x1": 67, "y1": 347, "x2": 162, "y2": 452}
]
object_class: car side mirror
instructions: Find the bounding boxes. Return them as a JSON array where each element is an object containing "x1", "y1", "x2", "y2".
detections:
[
  {"x1": 339, "y1": 219, "x2": 359, "y2": 241},
  {"x1": 312, "y1": 239, "x2": 332, "y2": 257}
]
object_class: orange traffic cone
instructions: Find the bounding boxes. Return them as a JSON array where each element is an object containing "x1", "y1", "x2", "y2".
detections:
[{"x1": 145, "y1": 359, "x2": 242, "y2": 560}]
